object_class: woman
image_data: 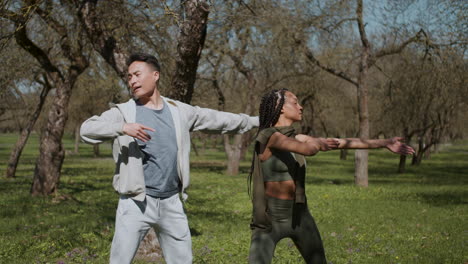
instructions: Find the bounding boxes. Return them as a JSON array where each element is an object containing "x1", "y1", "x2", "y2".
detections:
[{"x1": 248, "y1": 88, "x2": 414, "y2": 264}]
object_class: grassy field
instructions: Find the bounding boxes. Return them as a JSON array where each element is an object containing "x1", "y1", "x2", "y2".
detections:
[{"x1": 0, "y1": 133, "x2": 467, "y2": 264}]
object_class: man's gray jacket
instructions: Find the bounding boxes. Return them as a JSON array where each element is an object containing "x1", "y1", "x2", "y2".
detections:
[{"x1": 80, "y1": 97, "x2": 259, "y2": 201}]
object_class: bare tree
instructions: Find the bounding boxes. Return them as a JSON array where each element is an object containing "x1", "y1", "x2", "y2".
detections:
[
  {"x1": 1, "y1": 1, "x2": 89, "y2": 194},
  {"x1": 293, "y1": 0, "x2": 429, "y2": 186},
  {"x1": 0, "y1": 38, "x2": 51, "y2": 178},
  {"x1": 380, "y1": 47, "x2": 467, "y2": 171},
  {"x1": 6, "y1": 74, "x2": 51, "y2": 178},
  {"x1": 197, "y1": 1, "x2": 316, "y2": 174}
]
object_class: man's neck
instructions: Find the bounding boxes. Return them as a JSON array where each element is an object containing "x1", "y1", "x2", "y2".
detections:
[{"x1": 138, "y1": 89, "x2": 164, "y2": 110}]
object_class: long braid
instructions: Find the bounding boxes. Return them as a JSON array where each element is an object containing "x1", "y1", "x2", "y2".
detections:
[
  {"x1": 248, "y1": 88, "x2": 288, "y2": 197},
  {"x1": 259, "y1": 89, "x2": 287, "y2": 129}
]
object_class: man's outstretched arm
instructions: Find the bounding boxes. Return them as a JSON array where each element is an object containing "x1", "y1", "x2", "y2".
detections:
[
  {"x1": 179, "y1": 102, "x2": 259, "y2": 134},
  {"x1": 80, "y1": 107, "x2": 126, "y2": 144}
]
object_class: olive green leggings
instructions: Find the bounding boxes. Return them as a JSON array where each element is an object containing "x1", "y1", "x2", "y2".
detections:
[{"x1": 248, "y1": 196, "x2": 327, "y2": 264}]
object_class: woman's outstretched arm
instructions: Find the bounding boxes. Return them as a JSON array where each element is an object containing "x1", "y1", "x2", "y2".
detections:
[
  {"x1": 267, "y1": 133, "x2": 339, "y2": 156},
  {"x1": 334, "y1": 137, "x2": 415, "y2": 155}
]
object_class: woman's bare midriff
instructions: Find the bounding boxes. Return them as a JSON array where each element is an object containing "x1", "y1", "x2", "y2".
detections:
[{"x1": 265, "y1": 180, "x2": 295, "y2": 200}]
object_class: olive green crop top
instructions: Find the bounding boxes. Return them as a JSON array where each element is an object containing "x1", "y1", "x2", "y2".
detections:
[
  {"x1": 261, "y1": 150, "x2": 298, "y2": 182},
  {"x1": 256, "y1": 127, "x2": 301, "y2": 182}
]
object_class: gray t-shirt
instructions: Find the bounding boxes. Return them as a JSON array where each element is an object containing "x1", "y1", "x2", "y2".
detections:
[{"x1": 135, "y1": 101, "x2": 179, "y2": 198}]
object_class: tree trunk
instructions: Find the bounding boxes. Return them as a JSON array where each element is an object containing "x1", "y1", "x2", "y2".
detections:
[
  {"x1": 239, "y1": 132, "x2": 253, "y2": 161},
  {"x1": 31, "y1": 79, "x2": 77, "y2": 196},
  {"x1": 424, "y1": 148, "x2": 431, "y2": 159},
  {"x1": 191, "y1": 139, "x2": 199, "y2": 156},
  {"x1": 74, "y1": 124, "x2": 80, "y2": 154},
  {"x1": 93, "y1": 144, "x2": 100, "y2": 157},
  {"x1": 354, "y1": 90, "x2": 370, "y2": 186},
  {"x1": 340, "y1": 149, "x2": 348, "y2": 160},
  {"x1": 354, "y1": 67, "x2": 370, "y2": 186},
  {"x1": 6, "y1": 84, "x2": 50, "y2": 178},
  {"x1": 354, "y1": 0, "x2": 370, "y2": 187},
  {"x1": 224, "y1": 134, "x2": 242, "y2": 175},
  {"x1": 398, "y1": 154, "x2": 406, "y2": 173},
  {"x1": 169, "y1": 0, "x2": 210, "y2": 103},
  {"x1": 135, "y1": 229, "x2": 162, "y2": 262},
  {"x1": 412, "y1": 136, "x2": 425, "y2": 165}
]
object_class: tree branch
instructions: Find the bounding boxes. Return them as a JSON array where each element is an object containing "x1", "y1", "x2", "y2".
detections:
[
  {"x1": 356, "y1": 0, "x2": 370, "y2": 50},
  {"x1": 34, "y1": 5, "x2": 79, "y2": 62},
  {"x1": 13, "y1": 19, "x2": 63, "y2": 81},
  {"x1": 370, "y1": 29, "x2": 428, "y2": 67},
  {"x1": 78, "y1": 0, "x2": 128, "y2": 83},
  {"x1": 294, "y1": 36, "x2": 358, "y2": 86}
]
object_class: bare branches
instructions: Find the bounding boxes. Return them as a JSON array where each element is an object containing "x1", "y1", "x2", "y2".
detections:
[
  {"x1": 294, "y1": 36, "x2": 358, "y2": 86},
  {"x1": 238, "y1": 0, "x2": 257, "y2": 16},
  {"x1": 13, "y1": 20, "x2": 63, "y2": 81},
  {"x1": 320, "y1": 17, "x2": 356, "y2": 33},
  {"x1": 356, "y1": 0, "x2": 370, "y2": 49},
  {"x1": 371, "y1": 29, "x2": 429, "y2": 67},
  {"x1": 78, "y1": 0, "x2": 128, "y2": 82}
]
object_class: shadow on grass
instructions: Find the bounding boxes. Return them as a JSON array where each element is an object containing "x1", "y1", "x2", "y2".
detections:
[
  {"x1": 189, "y1": 227, "x2": 202, "y2": 236},
  {"x1": 416, "y1": 190, "x2": 468, "y2": 206},
  {"x1": 60, "y1": 182, "x2": 109, "y2": 196},
  {"x1": 190, "y1": 162, "x2": 252, "y2": 174},
  {"x1": 305, "y1": 177, "x2": 355, "y2": 186}
]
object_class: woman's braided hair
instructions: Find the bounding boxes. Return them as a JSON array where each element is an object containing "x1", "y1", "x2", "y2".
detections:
[
  {"x1": 248, "y1": 88, "x2": 288, "y2": 197},
  {"x1": 259, "y1": 88, "x2": 288, "y2": 129}
]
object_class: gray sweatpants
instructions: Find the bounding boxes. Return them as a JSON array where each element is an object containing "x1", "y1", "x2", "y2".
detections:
[{"x1": 110, "y1": 194, "x2": 192, "y2": 264}]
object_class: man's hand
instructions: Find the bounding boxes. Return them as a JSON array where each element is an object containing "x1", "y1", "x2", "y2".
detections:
[
  {"x1": 319, "y1": 138, "x2": 340, "y2": 151},
  {"x1": 385, "y1": 137, "x2": 415, "y2": 155},
  {"x1": 123, "y1": 123, "x2": 155, "y2": 142}
]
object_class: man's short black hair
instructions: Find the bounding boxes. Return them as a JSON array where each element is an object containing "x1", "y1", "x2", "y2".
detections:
[{"x1": 126, "y1": 53, "x2": 161, "y2": 72}]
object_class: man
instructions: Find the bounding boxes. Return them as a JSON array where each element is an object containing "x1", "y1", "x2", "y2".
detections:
[{"x1": 80, "y1": 53, "x2": 258, "y2": 264}]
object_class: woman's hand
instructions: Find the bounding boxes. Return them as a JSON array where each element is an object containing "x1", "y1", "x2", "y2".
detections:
[
  {"x1": 295, "y1": 134, "x2": 340, "y2": 151},
  {"x1": 385, "y1": 137, "x2": 415, "y2": 155},
  {"x1": 319, "y1": 138, "x2": 340, "y2": 151}
]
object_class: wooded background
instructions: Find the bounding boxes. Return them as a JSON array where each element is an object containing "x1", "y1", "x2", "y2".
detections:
[
  {"x1": 1, "y1": 1, "x2": 466, "y2": 260},
  {"x1": 0, "y1": 0, "x2": 466, "y2": 206}
]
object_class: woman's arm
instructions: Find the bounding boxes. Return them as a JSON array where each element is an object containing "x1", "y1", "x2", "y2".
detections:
[
  {"x1": 268, "y1": 133, "x2": 339, "y2": 156},
  {"x1": 335, "y1": 137, "x2": 415, "y2": 155}
]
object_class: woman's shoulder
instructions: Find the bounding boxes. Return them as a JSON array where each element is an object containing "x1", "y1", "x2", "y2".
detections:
[{"x1": 256, "y1": 127, "x2": 281, "y2": 145}]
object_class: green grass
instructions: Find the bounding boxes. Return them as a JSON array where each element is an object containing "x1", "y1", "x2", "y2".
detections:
[{"x1": 0, "y1": 133, "x2": 466, "y2": 263}]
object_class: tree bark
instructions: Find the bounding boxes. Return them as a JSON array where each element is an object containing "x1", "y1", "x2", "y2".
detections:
[
  {"x1": 74, "y1": 124, "x2": 80, "y2": 154},
  {"x1": 169, "y1": 0, "x2": 210, "y2": 103},
  {"x1": 190, "y1": 139, "x2": 199, "y2": 156},
  {"x1": 31, "y1": 75, "x2": 84, "y2": 195},
  {"x1": 340, "y1": 149, "x2": 348, "y2": 160},
  {"x1": 398, "y1": 154, "x2": 406, "y2": 173},
  {"x1": 78, "y1": 0, "x2": 129, "y2": 84},
  {"x1": 7, "y1": 7, "x2": 88, "y2": 195},
  {"x1": 5, "y1": 83, "x2": 50, "y2": 178},
  {"x1": 93, "y1": 144, "x2": 100, "y2": 157},
  {"x1": 354, "y1": 0, "x2": 370, "y2": 187},
  {"x1": 224, "y1": 134, "x2": 242, "y2": 175}
]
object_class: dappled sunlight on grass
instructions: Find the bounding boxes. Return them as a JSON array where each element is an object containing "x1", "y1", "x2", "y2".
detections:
[{"x1": 0, "y1": 134, "x2": 466, "y2": 263}]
